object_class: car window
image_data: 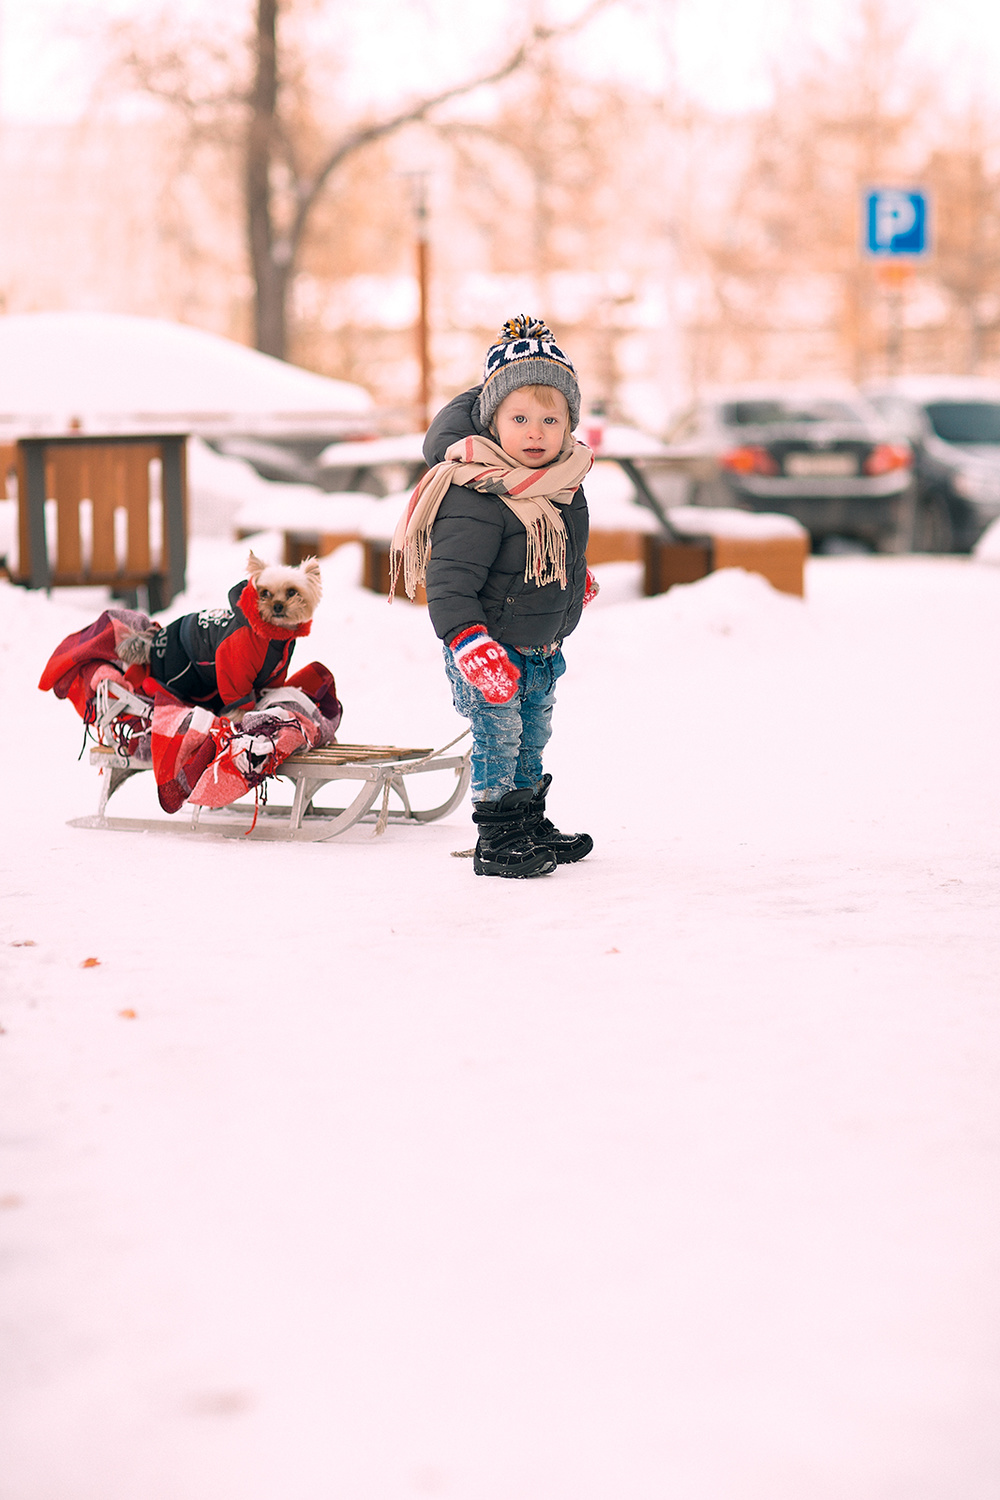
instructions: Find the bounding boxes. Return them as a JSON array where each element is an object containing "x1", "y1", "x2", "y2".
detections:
[
  {"x1": 924, "y1": 402, "x2": 1000, "y2": 443},
  {"x1": 865, "y1": 395, "x2": 920, "y2": 434},
  {"x1": 722, "y1": 400, "x2": 863, "y2": 425}
]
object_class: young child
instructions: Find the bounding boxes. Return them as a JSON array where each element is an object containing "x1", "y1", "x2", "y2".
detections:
[{"x1": 390, "y1": 315, "x2": 598, "y2": 878}]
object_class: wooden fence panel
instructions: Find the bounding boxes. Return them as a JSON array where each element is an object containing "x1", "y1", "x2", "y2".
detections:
[
  {"x1": 120, "y1": 444, "x2": 156, "y2": 576},
  {"x1": 50, "y1": 448, "x2": 89, "y2": 579},
  {"x1": 87, "y1": 445, "x2": 120, "y2": 576}
]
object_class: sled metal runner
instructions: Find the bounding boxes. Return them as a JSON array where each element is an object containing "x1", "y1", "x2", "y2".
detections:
[{"x1": 74, "y1": 684, "x2": 471, "y2": 840}]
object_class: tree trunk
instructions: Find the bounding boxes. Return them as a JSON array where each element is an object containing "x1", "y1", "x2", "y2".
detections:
[{"x1": 246, "y1": 0, "x2": 289, "y2": 359}]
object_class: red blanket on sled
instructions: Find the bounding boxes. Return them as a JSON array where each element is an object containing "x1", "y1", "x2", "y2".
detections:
[{"x1": 40, "y1": 609, "x2": 342, "y2": 813}]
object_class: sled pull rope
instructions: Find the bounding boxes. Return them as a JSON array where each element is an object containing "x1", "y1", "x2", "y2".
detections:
[
  {"x1": 374, "y1": 778, "x2": 393, "y2": 836},
  {"x1": 374, "y1": 728, "x2": 470, "y2": 836},
  {"x1": 403, "y1": 726, "x2": 471, "y2": 770}
]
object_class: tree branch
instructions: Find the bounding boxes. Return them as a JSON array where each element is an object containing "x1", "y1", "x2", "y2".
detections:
[{"x1": 290, "y1": 0, "x2": 617, "y2": 237}]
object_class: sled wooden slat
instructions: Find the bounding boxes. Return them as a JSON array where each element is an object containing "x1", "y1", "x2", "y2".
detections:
[{"x1": 283, "y1": 743, "x2": 431, "y2": 765}]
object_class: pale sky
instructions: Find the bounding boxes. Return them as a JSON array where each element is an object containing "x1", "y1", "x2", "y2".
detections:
[{"x1": 0, "y1": 0, "x2": 998, "y2": 123}]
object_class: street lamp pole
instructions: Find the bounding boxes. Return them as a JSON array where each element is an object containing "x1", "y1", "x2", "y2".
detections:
[{"x1": 403, "y1": 172, "x2": 432, "y2": 432}]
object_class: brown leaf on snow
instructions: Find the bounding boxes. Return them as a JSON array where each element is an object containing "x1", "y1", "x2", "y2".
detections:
[
  {"x1": 81, "y1": 957, "x2": 100, "y2": 968},
  {"x1": 118, "y1": 1008, "x2": 137, "y2": 1020}
]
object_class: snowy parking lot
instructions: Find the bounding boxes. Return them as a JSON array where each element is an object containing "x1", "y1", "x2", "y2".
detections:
[{"x1": 2, "y1": 542, "x2": 999, "y2": 1499}]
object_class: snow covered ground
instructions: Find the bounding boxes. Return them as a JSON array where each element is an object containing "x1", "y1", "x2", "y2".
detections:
[{"x1": 2, "y1": 539, "x2": 1000, "y2": 1500}]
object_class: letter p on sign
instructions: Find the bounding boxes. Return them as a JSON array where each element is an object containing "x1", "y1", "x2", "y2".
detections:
[{"x1": 866, "y1": 189, "x2": 927, "y2": 255}]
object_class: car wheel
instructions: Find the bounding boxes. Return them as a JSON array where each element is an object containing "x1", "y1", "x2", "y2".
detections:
[{"x1": 913, "y1": 491, "x2": 954, "y2": 553}]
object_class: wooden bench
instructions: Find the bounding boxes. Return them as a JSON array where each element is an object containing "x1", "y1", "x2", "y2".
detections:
[{"x1": 10, "y1": 434, "x2": 187, "y2": 608}]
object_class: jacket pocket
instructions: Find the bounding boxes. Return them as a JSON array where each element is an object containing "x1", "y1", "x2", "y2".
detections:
[{"x1": 488, "y1": 573, "x2": 522, "y2": 636}]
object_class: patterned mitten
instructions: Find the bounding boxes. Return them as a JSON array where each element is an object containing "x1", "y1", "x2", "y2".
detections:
[
  {"x1": 451, "y1": 626, "x2": 520, "y2": 705},
  {"x1": 583, "y1": 568, "x2": 600, "y2": 607}
]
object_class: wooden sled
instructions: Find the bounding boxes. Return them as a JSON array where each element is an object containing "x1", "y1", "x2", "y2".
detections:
[{"x1": 72, "y1": 680, "x2": 471, "y2": 842}]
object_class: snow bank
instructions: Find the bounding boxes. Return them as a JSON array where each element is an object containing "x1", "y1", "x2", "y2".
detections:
[
  {"x1": 973, "y1": 514, "x2": 1000, "y2": 563},
  {"x1": 187, "y1": 437, "x2": 353, "y2": 540}
]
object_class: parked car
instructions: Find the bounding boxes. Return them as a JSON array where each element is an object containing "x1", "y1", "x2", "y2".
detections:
[
  {"x1": 862, "y1": 376, "x2": 1000, "y2": 552},
  {"x1": 664, "y1": 384, "x2": 915, "y2": 552}
]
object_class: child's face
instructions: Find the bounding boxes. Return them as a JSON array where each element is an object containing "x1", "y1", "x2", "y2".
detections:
[{"x1": 493, "y1": 388, "x2": 569, "y2": 468}]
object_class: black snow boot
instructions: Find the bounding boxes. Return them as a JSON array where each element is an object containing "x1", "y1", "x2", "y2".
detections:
[
  {"x1": 472, "y1": 788, "x2": 558, "y2": 878},
  {"x1": 524, "y1": 774, "x2": 593, "y2": 864}
]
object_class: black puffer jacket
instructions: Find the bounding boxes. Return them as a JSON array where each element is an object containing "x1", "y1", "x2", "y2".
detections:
[{"x1": 422, "y1": 387, "x2": 589, "y2": 648}]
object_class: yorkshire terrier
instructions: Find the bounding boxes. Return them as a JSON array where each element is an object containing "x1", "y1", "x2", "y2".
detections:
[
  {"x1": 116, "y1": 550, "x2": 323, "y2": 720},
  {"x1": 243, "y1": 550, "x2": 323, "y2": 630}
]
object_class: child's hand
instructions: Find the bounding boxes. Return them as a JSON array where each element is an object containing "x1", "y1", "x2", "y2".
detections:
[
  {"x1": 583, "y1": 568, "x2": 600, "y2": 607},
  {"x1": 451, "y1": 626, "x2": 520, "y2": 704}
]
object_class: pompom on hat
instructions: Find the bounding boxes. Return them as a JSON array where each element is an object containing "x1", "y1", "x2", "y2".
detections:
[{"x1": 474, "y1": 315, "x2": 581, "y2": 433}]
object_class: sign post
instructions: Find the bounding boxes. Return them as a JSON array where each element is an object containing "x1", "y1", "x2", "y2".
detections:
[{"x1": 863, "y1": 188, "x2": 929, "y2": 374}]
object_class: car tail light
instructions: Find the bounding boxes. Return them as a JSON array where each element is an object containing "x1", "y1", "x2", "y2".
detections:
[
  {"x1": 863, "y1": 442, "x2": 911, "y2": 475},
  {"x1": 720, "y1": 445, "x2": 780, "y2": 476}
]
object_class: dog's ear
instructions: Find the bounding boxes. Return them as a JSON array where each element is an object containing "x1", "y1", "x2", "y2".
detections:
[
  {"x1": 246, "y1": 550, "x2": 265, "y2": 582},
  {"x1": 301, "y1": 556, "x2": 323, "y2": 600}
]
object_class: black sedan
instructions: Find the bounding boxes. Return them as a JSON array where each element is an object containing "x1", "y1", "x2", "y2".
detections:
[{"x1": 666, "y1": 386, "x2": 915, "y2": 552}]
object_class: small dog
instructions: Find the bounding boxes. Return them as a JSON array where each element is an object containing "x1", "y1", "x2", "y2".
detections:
[
  {"x1": 117, "y1": 550, "x2": 323, "y2": 719},
  {"x1": 244, "y1": 549, "x2": 322, "y2": 630}
]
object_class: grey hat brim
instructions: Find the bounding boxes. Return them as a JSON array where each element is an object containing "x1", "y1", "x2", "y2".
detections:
[{"x1": 476, "y1": 357, "x2": 581, "y2": 432}]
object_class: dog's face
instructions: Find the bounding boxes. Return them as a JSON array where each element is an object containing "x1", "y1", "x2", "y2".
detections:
[{"x1": 245, "y1": 551, "x2": 323, "y2": 629}]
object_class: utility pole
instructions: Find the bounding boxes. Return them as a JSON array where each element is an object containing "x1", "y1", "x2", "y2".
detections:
[
  {"x1": 402, "y1": 172, "x2": 432, "y2": 431},
  {"x1": 878, "y1": 261, "x2": 912, "y2": 376}
]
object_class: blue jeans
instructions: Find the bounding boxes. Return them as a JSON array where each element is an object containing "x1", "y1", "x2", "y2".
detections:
[{"x1": 444, "y1": 643, "x2": 567, "y2": 802}]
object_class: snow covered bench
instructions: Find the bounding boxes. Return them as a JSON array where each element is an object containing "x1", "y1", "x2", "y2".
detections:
[
  {"x1": 645, "y1": 508, "x2": 809, "y2": 598},
  {"x1": 584, "y1": 459, "x2": 808, "y2": 596}
]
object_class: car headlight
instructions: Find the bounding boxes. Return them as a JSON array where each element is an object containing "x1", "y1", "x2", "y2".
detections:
[{"x1": 952, "y1": 468, "x2": 1000, "y2": 505}]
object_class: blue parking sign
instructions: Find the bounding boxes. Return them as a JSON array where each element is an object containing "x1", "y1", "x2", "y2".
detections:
[{"x1": 866, "y1": 189, "x2": 928, "y2": 255}]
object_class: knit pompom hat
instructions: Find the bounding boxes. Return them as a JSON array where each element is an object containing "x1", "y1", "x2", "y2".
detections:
[{"x1": 474, "y1": 315, "x2": 581, "y2": 433}]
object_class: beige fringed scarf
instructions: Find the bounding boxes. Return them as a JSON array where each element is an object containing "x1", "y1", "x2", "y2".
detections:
[{"x1": 389, "y1": 434, "x2": 593, "y2": 602}]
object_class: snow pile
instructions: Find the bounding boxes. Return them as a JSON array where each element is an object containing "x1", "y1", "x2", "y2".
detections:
[
  {"x1": 0, "y1": 312, "x2": 373, "y2": 439},
  {"x1": 188, "y1": 439, "x2": 408, "y2": 544},
  {"x1": 973, "y1": 513, "x2": 1000, "y2": 563},
  {"x1": 186, "y1": 437, "x2": 347, "y2": 540}
]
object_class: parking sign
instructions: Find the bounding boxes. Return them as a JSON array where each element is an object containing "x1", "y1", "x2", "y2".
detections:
[{"x1": 865, "y1": 189, "x2": 928, "y2": 255}]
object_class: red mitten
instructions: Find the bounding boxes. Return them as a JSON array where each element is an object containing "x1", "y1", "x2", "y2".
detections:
[
  {"x1": 451, "y1": 626, "x2": 520, "y2": 704},
  {"x1": 583, "y1": 568, "x2": 600, "y2": 607}
]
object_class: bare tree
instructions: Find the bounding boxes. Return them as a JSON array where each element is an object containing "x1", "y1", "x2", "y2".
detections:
[
  {"x1": 114, "y1": 0, "x2": 615, "y2": 362},
  {"x1": 922, "y1": 128, "x2": 1000, "y2": 373}
]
